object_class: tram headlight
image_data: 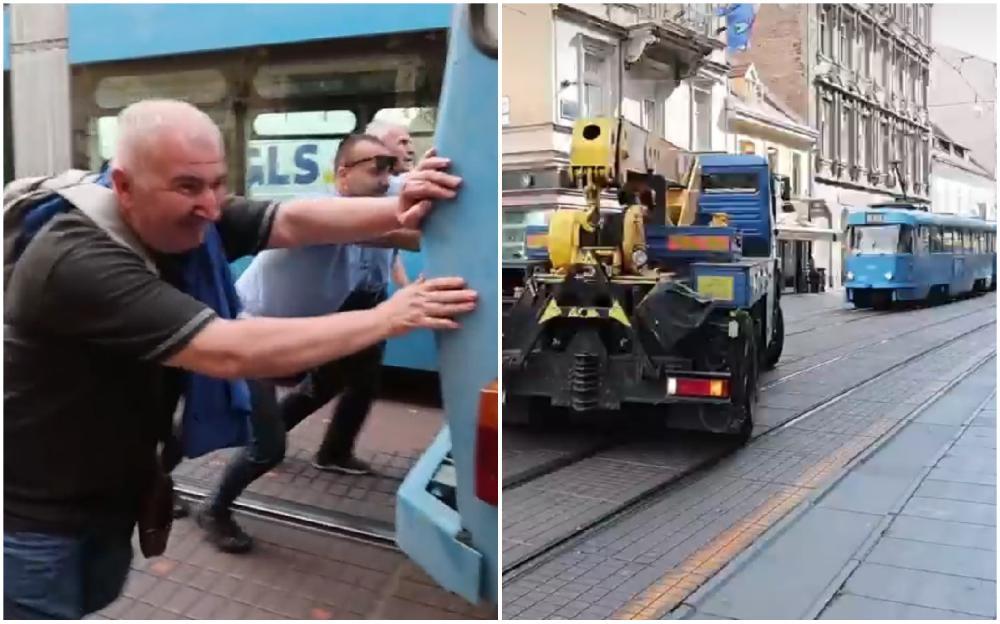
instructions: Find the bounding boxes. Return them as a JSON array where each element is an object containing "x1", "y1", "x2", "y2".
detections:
[
  {"x1": 631, "y1": 249, "x2": 648, "y2": 269},
  {"x1": 884, "y1": 272, "x2": 893, "y2": 281},
  {"x1": 847, "y1": 271, "x2": 855, "y2": 281}
]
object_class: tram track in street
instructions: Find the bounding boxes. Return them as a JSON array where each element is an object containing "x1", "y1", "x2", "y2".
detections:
[
  {"x1": 501, "y1": 306, "x2": 996, "y2": 579},
  {"x1": 502, "y1": 300, "x2": 994, "y2": 495},
  {"x1": 172, "y1": 477, "x2": 399, "y2": 551},
  {"x1": 763, "y1": 300, "x2": 995, "y2": 390}
]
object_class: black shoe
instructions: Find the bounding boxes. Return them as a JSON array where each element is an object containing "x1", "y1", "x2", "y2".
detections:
[
  {"x1": 172, "y1": 496, "x2": 190, "y2": 519},
  {"x1": 312, "y1": 455, "x2": 372, "y2": 476},
  {"x1": 194, "y1": 506, "x2": 253, "y2": 554}
]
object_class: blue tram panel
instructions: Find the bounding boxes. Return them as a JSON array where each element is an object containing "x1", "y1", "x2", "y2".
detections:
[
  {"x1": 395, "y1": 5, "x2": 498, "y2": 607},
  {"x1": 845, "y1": 206, "x2": 996, "y2": 308},
  {"x1": 62, "y1": 4, "x2": 452, "y2": 64}
]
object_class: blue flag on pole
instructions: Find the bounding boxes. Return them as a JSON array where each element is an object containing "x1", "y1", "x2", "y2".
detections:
[{"x1": 717, "y1": 4, "x2": 758, "y2": 53}]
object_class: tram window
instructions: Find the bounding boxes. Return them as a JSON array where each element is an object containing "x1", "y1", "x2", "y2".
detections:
[
  {"x1": 253, "y1": 56, "x2": 426, "y2": 100},
  {"x1": 849, "y1": 224, "x2": 902, "y2": 255},
  {"x1": 897, "y1": 225, "x2": 914, "y2": 254},
  {"x1": 253, "y1": 111, "x2": 357, "y2": 136},
  {"x1": 918, "y1": 226, "x2": 930, "y2": 254},
  {"x1": 94, "y1": 70, "x2": 227, "y2": 109},
  {"x1": 942, "y1": 228, "x2": 954, "y2": 252},
  {"x1": 929, "y1": 226, "x2": 944, "y2": 253}
]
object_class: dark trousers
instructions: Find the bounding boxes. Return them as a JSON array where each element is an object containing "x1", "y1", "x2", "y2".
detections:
[
  {"x1": 3, "y1": 528, "x2": 133, "y2": 619},
  {"x1": 206, "y1": 288, "x2": 387, "y2": 515}
]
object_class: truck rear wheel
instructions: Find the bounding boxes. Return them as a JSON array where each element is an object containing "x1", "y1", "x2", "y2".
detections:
[
  {"x1": 762, "y1": 304, "x2": 784, "y2": 371},
  {"x1": 727, "y1": 315, "x2": 758, "y2": 445}
]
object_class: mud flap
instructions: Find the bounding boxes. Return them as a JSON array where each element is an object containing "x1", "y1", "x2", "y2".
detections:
[{"x1": 396, "y1": 426, "x2": 482, "y2": 604}]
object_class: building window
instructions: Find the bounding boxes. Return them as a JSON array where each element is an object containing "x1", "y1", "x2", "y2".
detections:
[
  {"x1": 582, "y1": 49, "x2": 607, "y2": 117},
  {"x1": 820, "y1": 6, "x2": 832, "y2": 58},
  {"x1": 881, "y1": 118, "x2": 891, "y2": 176},
  {"x1": 862, "y1": 25, "x2": 872, "y2": 78},
  {"x1": 692, "y1": 88, "x2": 713, "y2": 151},
  {"x1": 896, "y1": 50, "x2": 905, "y2": 97},
  {"x1": 821, "y1": 96, "x2": 834, "y2": 160},
  {"x1": 858, "y1": 109, "x2": 869, "y2": 170},
  {"x1": 895, "y1": 130, "x2": 905, "y2": 186},
  {"x1": 641, "y1": 98, "x2": 656, "y2": 131},
  {"x1": 792, "y1": 152, "x2": 802, "y2": 195},
  {"x1": 560, "y1": 36, "x2": 613, "y2": 122},
  {"x1": 882, "y1": 37, "x2": 893, "y2": 95},
  {"x1": 848, "y1": 104, "x2": 859, "y2": 170},
  {"x1": 839, "y1": 100, "x2": 849, "y2": 165},
  {"x1": 840, "y1": 12, "x2": 851, "y2": 68}
]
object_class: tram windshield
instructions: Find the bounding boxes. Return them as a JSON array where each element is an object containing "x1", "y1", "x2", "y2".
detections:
[{"x1": 848, "y1": 224, "x2": 913, "y2": 255}]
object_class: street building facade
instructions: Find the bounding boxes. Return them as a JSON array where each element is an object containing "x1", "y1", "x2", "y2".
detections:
[
  {"x1": 931, "y1": 125, "x2": 997, "y2": 221},
  {"x1": 501, "y1": 3, "x2": 728, "y2": 260},
  {"x1": 928, "y1": 43, "x2": 997, "y2": 222},
  {"x1": 736, "y1": 4, "x2": 934, "y2": 286},
  {"x1": 725, "y1": 61, "x2": 835, "y2": 293}
]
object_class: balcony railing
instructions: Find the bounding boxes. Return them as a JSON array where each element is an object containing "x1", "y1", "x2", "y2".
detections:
[{"x1": 635, "y1": 3, "x2": 718, "y2": 38}]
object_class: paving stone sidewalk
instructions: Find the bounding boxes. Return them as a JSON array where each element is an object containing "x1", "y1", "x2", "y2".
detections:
[
  {"x1": 676, "y1": 358, "x2": 997, "y2": 620},
  {"x1": 93, "y1": 512, "x2": 496, "y2": 620}
]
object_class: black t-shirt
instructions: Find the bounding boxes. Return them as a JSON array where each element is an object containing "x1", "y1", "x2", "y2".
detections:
[{"x1": 4, "y1": 196, "x2": 278, "y2": 534}]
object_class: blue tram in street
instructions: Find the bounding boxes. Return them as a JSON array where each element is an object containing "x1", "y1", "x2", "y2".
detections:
[{"x1": 845, "y1": 204, "x2": 996, "y2": 309}]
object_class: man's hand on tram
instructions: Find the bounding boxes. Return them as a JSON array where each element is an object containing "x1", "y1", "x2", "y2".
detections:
[
  {"x1": 396, "y1": 150, "x2": 460, "y2": 228},
  {"x1": 268, "y1": 157, "x2": 460, "y2": 248},
  {"x1": 376, "y1": 276, "x2": 477, "y2": 336}
]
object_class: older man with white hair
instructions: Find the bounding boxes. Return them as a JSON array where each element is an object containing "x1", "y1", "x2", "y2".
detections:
[
  {"x1": 2, "y1": 99, "x2": 476, "y2": 619},
  {"x1": 366, "y1": 118, "x2": 417, "y2": 175}
]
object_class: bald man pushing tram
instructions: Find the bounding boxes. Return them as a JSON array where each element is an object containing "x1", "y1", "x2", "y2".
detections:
[{"x1": 2, "y1": 99, "x2": 477, "y2": 619}]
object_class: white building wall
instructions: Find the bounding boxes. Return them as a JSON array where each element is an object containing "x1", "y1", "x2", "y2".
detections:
[
  {"x1": 664, "y1": 82, "x2": 692, "y2": 148},
  {"x1": 930, "y1": 164, "x2": 997, "y2": 220}
]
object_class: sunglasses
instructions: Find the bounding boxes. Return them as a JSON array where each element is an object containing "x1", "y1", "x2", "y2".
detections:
[{"x1": 343, "y1": 154, "x2": 398, "y2": 173}]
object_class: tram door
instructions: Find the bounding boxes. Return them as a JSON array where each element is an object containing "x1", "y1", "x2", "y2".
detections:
[{"x1": 395, "y1": 4, "x2": 498, "y2": 606}]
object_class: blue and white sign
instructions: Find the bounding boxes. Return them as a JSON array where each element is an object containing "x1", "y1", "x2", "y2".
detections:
[{"x1": 246, "y1": 139, "x2": 341, "y2": 201}]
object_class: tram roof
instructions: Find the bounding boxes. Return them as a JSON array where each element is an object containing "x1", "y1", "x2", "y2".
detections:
[
  {"x1": 848, "y1": 206, "x2": 997, "y2": 230},
  {"x1": 4, "y1": 5, "x2": 453, "y2": 68}
]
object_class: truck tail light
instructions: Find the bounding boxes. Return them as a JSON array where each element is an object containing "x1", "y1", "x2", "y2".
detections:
[
  {"x1": 667, "y1": 376, "x2": 729, "y2": 398},
  {"x1": 475, "y1": 380, "x2": 498, "y2": 506}
]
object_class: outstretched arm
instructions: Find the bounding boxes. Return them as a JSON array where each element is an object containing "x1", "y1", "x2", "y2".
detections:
[
  {"x1": 166, "y1": 277, "x2": 475, "y2": 379},
  {"x1": 266, "y1": 160, "x2": 457, "y2": 249}
]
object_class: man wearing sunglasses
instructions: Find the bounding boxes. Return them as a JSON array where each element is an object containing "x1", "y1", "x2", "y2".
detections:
[{"x1": 194, "y1": 133, "x2": 428, "y2": 553}]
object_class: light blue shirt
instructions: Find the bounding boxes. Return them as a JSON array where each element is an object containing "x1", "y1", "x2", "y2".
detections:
[{"x1": 236, "y1": 176, "x2": 404, "y2": 317}]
